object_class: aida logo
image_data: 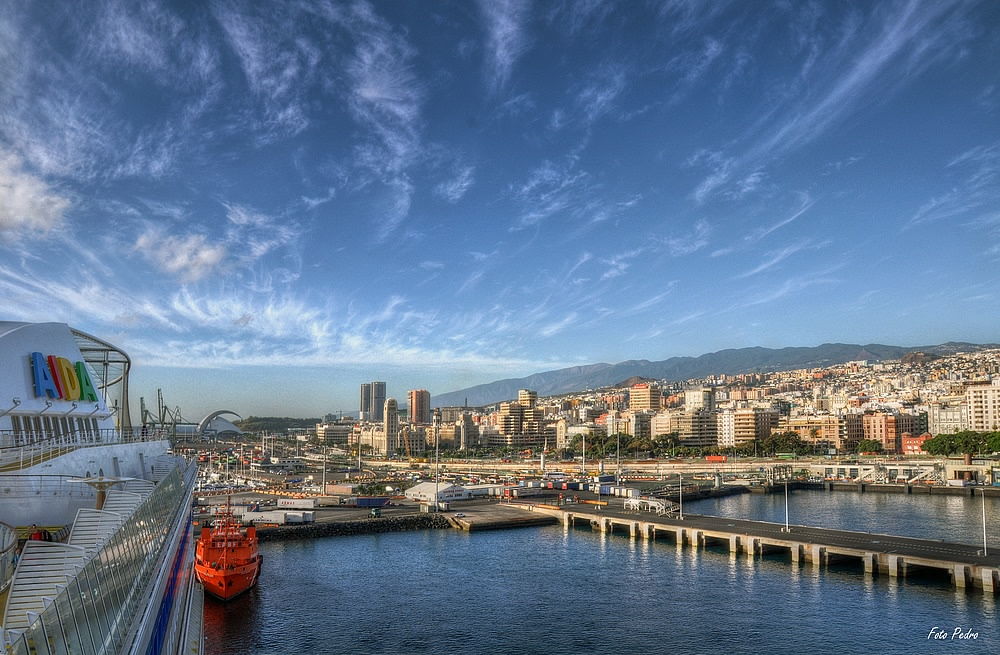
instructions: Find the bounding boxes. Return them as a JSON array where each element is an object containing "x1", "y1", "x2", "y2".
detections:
[{"x1": 30, "y1": 352, "x2": 99, "y2": 402}]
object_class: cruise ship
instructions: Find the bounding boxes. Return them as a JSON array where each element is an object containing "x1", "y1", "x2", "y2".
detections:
[{"x1": 0, "y1": 321, "x2": 203, "y2": 655}]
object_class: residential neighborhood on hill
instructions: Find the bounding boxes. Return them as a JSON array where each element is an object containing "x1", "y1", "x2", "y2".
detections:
[{"x1": 314, "y1": 347, "x2": 1000, "y2": 459}]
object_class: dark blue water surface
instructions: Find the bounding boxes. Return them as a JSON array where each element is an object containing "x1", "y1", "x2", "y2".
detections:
[{"x1": 204, "y1": 491, "x2": 998, "y2": 655}]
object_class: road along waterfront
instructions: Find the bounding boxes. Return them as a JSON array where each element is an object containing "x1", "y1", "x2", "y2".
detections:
[{"x1": 204, "y1": 491, "x2": 997, "y2": 655}]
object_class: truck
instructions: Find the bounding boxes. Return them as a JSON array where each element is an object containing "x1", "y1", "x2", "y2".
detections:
[
  {"x1": 240, "y1": 510, "x2": 316, "y2": 525},
  {"x1": 341, "y1": 496, "x2": 391, "y2": 507},
  {"x1": 278, "y1": 497, "x2": 318, "y2": 509}
]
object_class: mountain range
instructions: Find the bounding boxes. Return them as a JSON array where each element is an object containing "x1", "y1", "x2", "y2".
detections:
[{"x1": 430, "y1": 342, "x2": 996, "y2": 408}]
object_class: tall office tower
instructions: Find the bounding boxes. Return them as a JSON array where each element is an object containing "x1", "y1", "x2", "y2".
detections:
[
  {"x1": 359, "y1": 381, "x2": 387, "y2": 422},
  {"x1": 408, "y1": 389, "x2": 431, "y2": 425},
  {"x1": 360, "y1": 383, "x2": 372, "y2": 420},
  {"x1": 370, "y1": 381, "x2": 387, "y2": 422},
  {"x1": 384, "y1": 398, "x2": 399, "y2": 443}
]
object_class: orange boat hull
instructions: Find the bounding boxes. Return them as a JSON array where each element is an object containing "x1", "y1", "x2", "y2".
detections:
[
  {"x1": 195, "y1": 557, "x2": 261, "y2": 601},
  {"x1": 195, "y1": 521, "x2": 262, "y2": 601}
]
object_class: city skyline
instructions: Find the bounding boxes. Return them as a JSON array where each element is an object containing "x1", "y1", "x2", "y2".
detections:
[{"x1": 1, "y1": 1, "x2": 998, "y2": 419}]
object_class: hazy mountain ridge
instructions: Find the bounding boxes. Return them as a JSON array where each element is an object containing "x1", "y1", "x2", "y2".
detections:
[{"x1": 431, "y1": 342, "x2": 995, "y2": 408}]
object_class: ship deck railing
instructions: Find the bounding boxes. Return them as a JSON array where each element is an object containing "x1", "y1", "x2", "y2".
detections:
[
  {"x1": 1, "y1": 456, "x2": 200, "y2": 655},
  {"x1": 0, "y1": 428, "x2": 170, "y2": 474}
]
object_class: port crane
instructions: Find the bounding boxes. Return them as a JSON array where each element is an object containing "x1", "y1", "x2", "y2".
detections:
[{"x1": 138, "y1": 389, "x2": 185, "y2": 438}]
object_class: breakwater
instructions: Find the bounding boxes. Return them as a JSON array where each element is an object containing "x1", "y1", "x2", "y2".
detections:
[{"x1": 256, "y1": 514, "x2": 451, "y2": 542}]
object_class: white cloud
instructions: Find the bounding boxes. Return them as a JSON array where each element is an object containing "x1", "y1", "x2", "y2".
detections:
[
  {"x1": 0, "y1": 152, "x2": 71, "y2": 238},
  {"x1": 134, "y1": 229, "x2": 227, "y2": 283}
]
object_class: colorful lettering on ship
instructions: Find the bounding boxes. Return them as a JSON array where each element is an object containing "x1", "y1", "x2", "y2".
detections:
[{"x1": 30, "y1": 352, "x2": 99, "y2": 402}]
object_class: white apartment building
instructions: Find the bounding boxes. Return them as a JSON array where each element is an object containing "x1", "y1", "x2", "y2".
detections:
[{"x1": 966, "y1": 380, "x2": 1000, "y2": 431}]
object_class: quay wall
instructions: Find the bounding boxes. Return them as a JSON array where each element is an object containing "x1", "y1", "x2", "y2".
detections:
[{"x1": 257, "y1": 515, "x2": 451, "y2": 542}]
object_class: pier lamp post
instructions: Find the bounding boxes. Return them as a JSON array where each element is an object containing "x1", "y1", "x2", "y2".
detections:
[
  {"x1": 781, "y1": 479, "x2": 790, "y2": 533},
  {"x1": 982, "y1": 488, "x2": 989, "y2": 557},
  {"x1": 678, "y1": 472, "x2": 683, "y2": 520},
  {"x1": 616, "y1": 431, "x2": 621, "y2": 487}
]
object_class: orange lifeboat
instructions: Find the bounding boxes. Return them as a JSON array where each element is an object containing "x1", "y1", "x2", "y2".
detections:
[{"x1": 194, "y1": 499, "x2": 262, "y2": 601}]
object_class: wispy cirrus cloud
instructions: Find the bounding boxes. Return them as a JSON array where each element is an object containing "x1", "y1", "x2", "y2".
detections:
[
  {"x1": 654, "y1": 219, "x2": 712, "y2": 257},
  {"x1": 622, "y1": 287, "x2": 676, "y2": 316},
  {"x1": 544, "y1": 0, "x2": 614, "y2": 36},
  {"x1": 737, "y1": 270, "x2": 839, "y2": 308},
  {"x1": 0, "y1": 260, "x2": 179, "y2": 330},
  {"x1": 907, "y1": 143, "x2": 1000, "y2": 229},
  {"x1": 90, "y1": 0, "x2": 194, "y2": 79},
  {"x1": 712, "y1": 194, "x2": 815, "y2": 257},
  {"x1": 0, "y1": 2, "x2": 220, "y2": 185},
  {"x1": 478, "y1": 0, "x2": 531, "y2": 93},
  {"x1": 344, "y1": 2, "x2": 425, "y2": 241},
  {"x1": 434, "y1": 164, "x2": 475, "y2": 203},
  {"x1": 600, "y1": 247, "x2": 647, "y2": 281},
  {"x1": 213, "y1": 3, "x2": 327, "y2": 139},
  {"x1": 131, "y1": 200, "x2": 300, "y2": 284},
  {"x1": 573, "y1": 63, "x2": 628, "y2": 127},
  {"x1": 510, "y1": 158, "x2": 589, "y2": 230},
  {"x1": 735, "y1": 239, "x2": 824, "y2": 279},
  {"x1": 689, "y1": 1, "x2": 977, "y2": 204},
  {"x1": 539, "y1": 312, "x2": 578, "y2": 337}
]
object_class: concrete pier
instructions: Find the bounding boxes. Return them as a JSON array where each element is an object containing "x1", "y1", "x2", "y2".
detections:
[{"x1": 548, "y1": 505, "x2": 1000, "y2": 594}]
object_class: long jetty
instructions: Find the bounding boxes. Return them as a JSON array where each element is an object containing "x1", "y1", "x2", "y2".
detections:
[{"x1": 513, "y1": 502, "x2": 1000, "y2": 593}]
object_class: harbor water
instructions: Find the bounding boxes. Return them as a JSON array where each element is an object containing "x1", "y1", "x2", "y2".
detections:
[{"x1": 204, "y1": 491, "x2": 997, "y2": 654}]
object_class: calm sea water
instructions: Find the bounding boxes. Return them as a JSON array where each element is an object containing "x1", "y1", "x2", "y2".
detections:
[{"x1": 204, "y1": 491, "x2": 998, "y2": 655}]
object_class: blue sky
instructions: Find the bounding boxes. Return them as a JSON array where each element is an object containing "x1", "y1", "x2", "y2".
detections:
[{"x1": 1, "y1": 1, "x2": 998, "y2": 420}]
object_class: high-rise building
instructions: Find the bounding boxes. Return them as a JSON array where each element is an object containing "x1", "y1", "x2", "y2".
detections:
[
  {"x1": 384, "y1": 398, "x2": 399, "y2": 443},
  {"x1": 518, "y1": 389, "x2": 538, "y2": 408},
  {"x1": 360, "y1": 383, "x2": 372, "y2": 420},
  {"x1": 408, "y1": 389, "x2": 431, "y2": 425},
  {"x1": 360, "y1": 381, "x2": 387, "y2": 422},
  {"x1": 371, "y1": 382, "x2": 386, "y2": 422},
  {"x1": 629, "y1": 383, "x2": 661, "y2": 411}
]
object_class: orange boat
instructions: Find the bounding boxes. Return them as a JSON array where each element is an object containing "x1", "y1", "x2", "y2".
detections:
[{"x1": 194, "y1": 500, "x2": 262, "y2": 601}]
